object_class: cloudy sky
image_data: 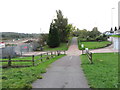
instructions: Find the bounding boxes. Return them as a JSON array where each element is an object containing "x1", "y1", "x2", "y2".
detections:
[{"x1": 0, "y1": 0, "x2": 119, "y2": 33}]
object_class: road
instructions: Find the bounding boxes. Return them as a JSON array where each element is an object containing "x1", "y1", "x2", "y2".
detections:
[{"x1": 32, "y1": 37, "x2": 89, "y2": 88}]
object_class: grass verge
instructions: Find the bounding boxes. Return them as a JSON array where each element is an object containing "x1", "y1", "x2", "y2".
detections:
[
  {"x1": 43, "y1": 43, "x2": 68, "y2": 51},
  {"x1": 2, "y1": 55, "x2": 65, "y2": 89},
  {"x1": 43, "y1": 37, "x2": 73, "y2": 51},
  {"x1": 111, "y1": 35, "x2": 120, "y2": 37},
  {"x1": 80, "y1": 53, "x2": 118, "y2": 88},
  {"x1": 78, "y1": 41, "x2": 112, "y2": 50}
]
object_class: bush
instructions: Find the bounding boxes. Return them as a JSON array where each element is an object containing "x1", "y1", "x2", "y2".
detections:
[{"x1": 96, "y1": 34, "x2": 108, "y2": 41}]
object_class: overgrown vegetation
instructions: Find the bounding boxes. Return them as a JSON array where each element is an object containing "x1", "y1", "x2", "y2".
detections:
[
  {"x1": 80, "y1": 53, "x2": 118, "y2": 88},
  {"x1": 2, "y1": 55, "x2": 65, "y2": 89},
  {"x1": 47, "y1": 22, "x2": 60, "y2": 48},
  {"x1": 78, "y1": 41, "x2": 112, "y2": 50}
]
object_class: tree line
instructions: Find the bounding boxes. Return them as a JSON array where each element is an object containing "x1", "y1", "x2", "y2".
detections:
[
  {"x1": 1, "y1": 32, "x2": 40, "y2": 40},
  {"x1": 72, "y1": 27, "x2": 108, "y2": 41}
]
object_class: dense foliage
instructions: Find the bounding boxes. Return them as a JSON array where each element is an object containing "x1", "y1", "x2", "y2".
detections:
[
  {"x1": 47, "y1": 22, "x2": 60, "y2": 48},
  {"x1": 53, "y1": 10, "x2": 70, "y2": 42}
]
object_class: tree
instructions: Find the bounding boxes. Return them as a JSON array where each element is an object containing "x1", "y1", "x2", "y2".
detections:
[
  {"x1": 89, "y1": 27, "x2": 101, "y2": 38},
  {"x1": 54, "y1": 10, "x2": 68, "y2": 42},
  {"x1": 47, "y1": 22, "x2": 60, "y2": 48},
  {"x1": 114, "y1": 27, "x2": 117, "y2": 31},
  {"x1": 38, "y1": 34, "x2": 48, "y2": 46},
  {"x1": 110, "y1": 27, "x2": 114, "y2": 33}
]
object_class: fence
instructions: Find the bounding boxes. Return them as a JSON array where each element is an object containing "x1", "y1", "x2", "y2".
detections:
[
  {"x1": 0, "y1": 51, "x2": 66, "y2": 68},
  {"x1": 85, "y1": 50, "x2": 93, "y2": 64}
]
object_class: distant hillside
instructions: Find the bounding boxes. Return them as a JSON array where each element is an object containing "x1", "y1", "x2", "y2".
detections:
[{"x1": 0, "y1": 32, "x2": 40, "y2": 40}]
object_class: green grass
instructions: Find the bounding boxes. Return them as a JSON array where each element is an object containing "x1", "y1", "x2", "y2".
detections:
[
  {"x1": 2, "y1": 55, "x2": 65, "y2": 89},
  {"x1": 111, "y1": 35, "x2": 120, "y2": 37},
  {"x1": 42, "y1": 37, "x2": 73, "y2": 51},
  {"x1": 78, "y1": 41, "x2": 112, "y2": 50},
  {"x1": 80, "y1": 53, "x2": 118, "y2": 88},
  {"x1": 43, "y1": 43, "x2": 68, "y2": 51}
]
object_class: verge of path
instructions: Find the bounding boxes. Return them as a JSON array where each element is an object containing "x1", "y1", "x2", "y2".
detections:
[
  {"x1": 32, "y1": 37, "x2": 90, "y2": 88},
  {"x1": 90, "y1": 44, "x2": 118, "y2": 53}
]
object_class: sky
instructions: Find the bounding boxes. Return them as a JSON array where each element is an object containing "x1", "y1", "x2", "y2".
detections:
[{"x1": 0, "y1": 0, "x2": 119, "y2": 34}]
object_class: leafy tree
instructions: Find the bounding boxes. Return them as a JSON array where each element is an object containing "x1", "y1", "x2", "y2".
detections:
[
  {"x1": 47, "y1": 22, "x2": 60, "y2": 48},
  {"x1": 96, "y1": 34, "x2": 108, "y2": 41},
  {"x1": 89, "y1": 27, "x2": 101, "y2": 38},
  {"x1": 54, "y1": 10, "x2": 68, "y2": 42},
  {"x1": 65, "y1": 24, "x2": 73, "y2": 41}
]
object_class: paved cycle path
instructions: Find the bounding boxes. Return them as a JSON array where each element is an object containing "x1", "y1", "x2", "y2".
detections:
[{"x1": 32, "y1": 37, "x2": 89, "y2": 88}]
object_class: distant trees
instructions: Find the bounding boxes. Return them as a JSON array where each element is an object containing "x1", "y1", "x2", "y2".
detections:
[
  {"x1": 1, "y1": 32, "x2": 39, "y2": 40},
  {"x1": 89, "y1": 27, "x2": 101, "y2": 38},
  {"x1": 73, "y1": 27, "x2": 108, "y2": 41}
]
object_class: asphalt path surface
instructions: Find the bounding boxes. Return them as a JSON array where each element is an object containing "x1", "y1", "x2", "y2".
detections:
[{"x1": 32, "y1": 37, "x2": 89, "y2": 88}]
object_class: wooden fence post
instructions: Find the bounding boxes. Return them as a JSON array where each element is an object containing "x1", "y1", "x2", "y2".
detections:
[
  {"x1": 46, "y1": 52, "x2": 49, "y2": 60},
  {"x1": 40, "y1": 54, "x2": 43, "y2": 62},
  {"x1": 57, "y1": 51, "x2": 60, "y2": 56},
  {"x1": 90, "y1": 53, "x2": 93, "y2": 64},
  {"x1": 32, "y1": 55, "x2": 34, "y2": 66},
  {"x1": 8, "y1": 55, "x2": 11, "y2": 66}
]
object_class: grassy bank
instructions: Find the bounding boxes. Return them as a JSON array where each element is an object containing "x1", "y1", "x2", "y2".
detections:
[
  {"x1": 80, "y1": 53, "x2": 118, "y2": 88},
  {"x1": 78, "y1": 41, "x2": 111, "y2": 50},
  {"x1": 111, "y1": 35, "x2": 120, "y2": 37},
  {"x1": 2, "y1": 55, "x2": 65, "y2": 89}
]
